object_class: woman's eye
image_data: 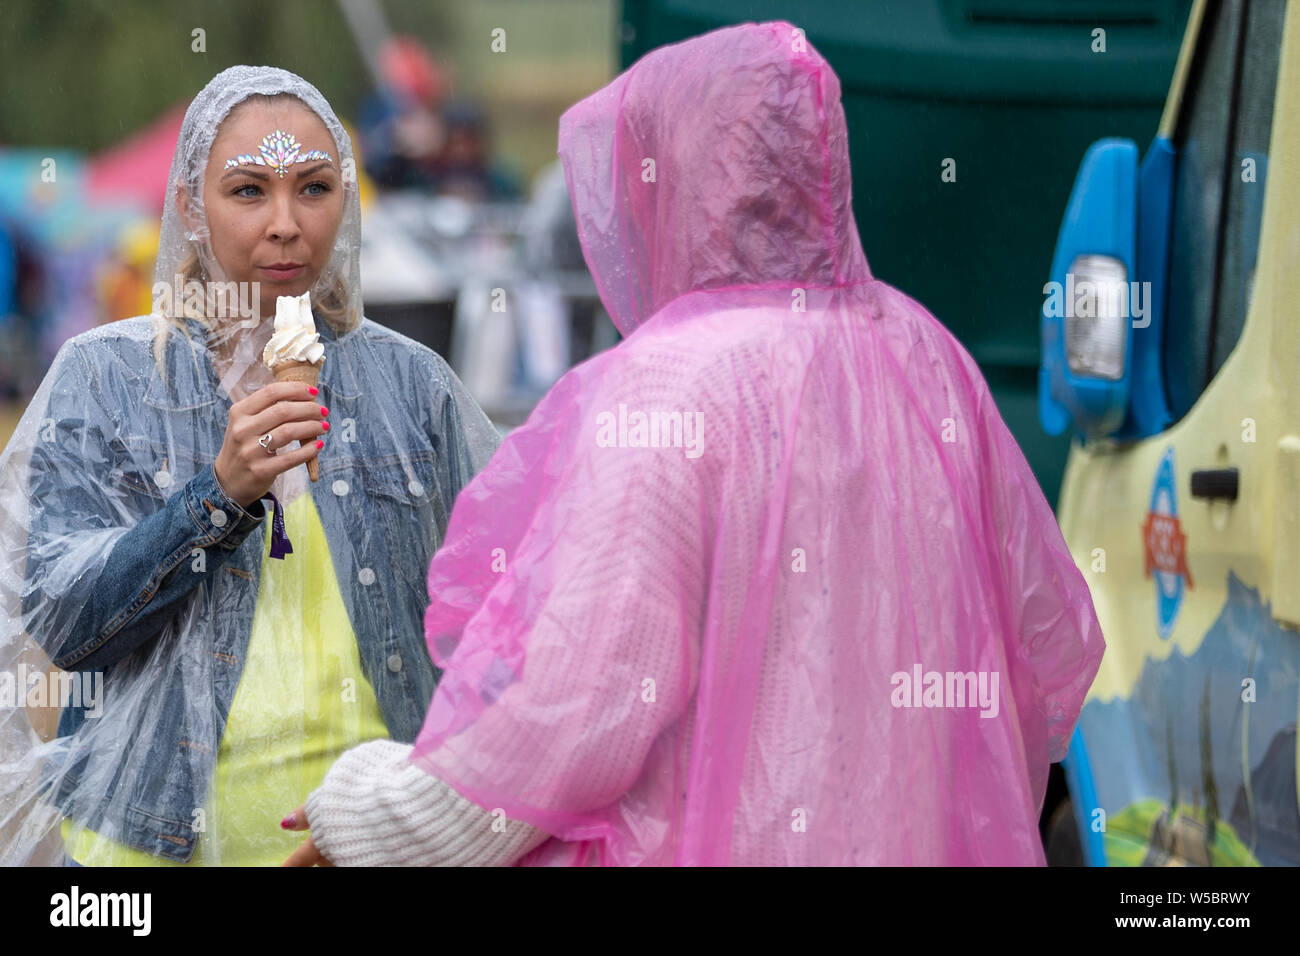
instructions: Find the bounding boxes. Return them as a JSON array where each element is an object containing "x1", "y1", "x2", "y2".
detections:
[{"x1": 230, "y1": 182, "x2": 329, "y2": 198}]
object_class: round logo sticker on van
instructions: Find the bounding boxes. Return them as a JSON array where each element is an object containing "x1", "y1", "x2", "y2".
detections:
[{"x1": 1142, "y1": 446, "x2": 1193, "y2": 638}]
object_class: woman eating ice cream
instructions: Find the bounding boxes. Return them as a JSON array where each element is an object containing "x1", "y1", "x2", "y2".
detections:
[{"x1": 0, "y1": 66, "x2": 499, "y2": 865}]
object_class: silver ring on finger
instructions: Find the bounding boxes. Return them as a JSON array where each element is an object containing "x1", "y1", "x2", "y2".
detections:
[{"x1": 258, "y1": 432, "x2": 276, "y2": 456}]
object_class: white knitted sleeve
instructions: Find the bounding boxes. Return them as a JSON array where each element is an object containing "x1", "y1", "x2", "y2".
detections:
[{"x1": 304, "y1": 739, "x2": 551, "y2": 866}]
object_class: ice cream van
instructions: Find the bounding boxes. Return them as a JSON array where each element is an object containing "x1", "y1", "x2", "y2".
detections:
[{"x1": 1038, "y1": 0, "x2": 1299, "y2": 865}]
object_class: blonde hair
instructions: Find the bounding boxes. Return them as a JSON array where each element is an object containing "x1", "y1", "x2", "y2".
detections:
[{"x1": 152, "y1": 91, "x2": 358, "y2": 378}]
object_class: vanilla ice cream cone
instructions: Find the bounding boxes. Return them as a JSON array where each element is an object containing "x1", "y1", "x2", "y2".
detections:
[
  {"x1": 264, "y1": 292, "x2": 327, "y2": 482},
  {"x1": 272, "y1": 360, "x2": 323, "y2": 481}
]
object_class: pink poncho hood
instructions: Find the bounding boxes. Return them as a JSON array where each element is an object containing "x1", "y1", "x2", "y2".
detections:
[{"x1": 411, "y1": 20, "x2": 1103, "y2": 865}]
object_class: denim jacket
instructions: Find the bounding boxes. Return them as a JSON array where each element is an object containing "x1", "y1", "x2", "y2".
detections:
[{"x1": 19, "y1": 313, "x2": 500, "y2": 861}]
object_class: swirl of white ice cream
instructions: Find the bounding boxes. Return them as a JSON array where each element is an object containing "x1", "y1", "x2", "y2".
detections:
[{"x1": 262, "y1": 291, "x2": 325, "y2": 367}]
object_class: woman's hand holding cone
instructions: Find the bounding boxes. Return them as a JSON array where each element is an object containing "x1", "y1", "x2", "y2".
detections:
[{"x1": 214, "y1": 380, "x2": 330, "y2": 508}]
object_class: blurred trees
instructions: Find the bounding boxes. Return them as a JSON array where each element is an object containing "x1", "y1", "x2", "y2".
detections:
[{"x1": 0, "y1": 0, "x2": 614, "y2": 185}]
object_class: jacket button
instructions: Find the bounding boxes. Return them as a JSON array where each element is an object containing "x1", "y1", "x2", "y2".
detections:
[
  {"x1": 387, "y1": 654, "x2": 403, "y2": 673},
  {"x1": 407, "y1": 479, "x2": 425, "y2": 497},
  {"x1": 154, "y1": 470, "x2": 173, "y2": 489},
  {"x1": 332, "y1": 479, "x2": 350, "y2": 496},
  {"x1": 358, "y1": 567, "x2": 376, "y2": 586},
  {"x1": 210, "y1": 508, "x2": 227, "y2": 528}
]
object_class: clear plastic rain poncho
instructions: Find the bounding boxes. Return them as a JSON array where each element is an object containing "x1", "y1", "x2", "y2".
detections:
[
  {"x1": 0, "y1": 66, "x2": 499, "y2": 865},
  {"x1": 410, "y1": 21, "x2": 1105, "y2": 866}
]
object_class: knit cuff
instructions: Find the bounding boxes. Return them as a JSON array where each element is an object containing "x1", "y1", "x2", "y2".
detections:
[{"x1": 306, "y1": 739, "x2": 550, "y2": 866}]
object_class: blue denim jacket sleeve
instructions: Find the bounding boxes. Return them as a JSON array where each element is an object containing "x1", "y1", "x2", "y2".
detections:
[
  {"x1": 21, "y1": 342, "x2": 266, "y2": 672},
  {"x1": 429, "y1": 349, "x2": 501, "y2": 496}
]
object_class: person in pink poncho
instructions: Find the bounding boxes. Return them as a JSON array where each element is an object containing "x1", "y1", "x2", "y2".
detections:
[{"x1": 284, "y1": 20, "x2": 1104, "y2": 867}]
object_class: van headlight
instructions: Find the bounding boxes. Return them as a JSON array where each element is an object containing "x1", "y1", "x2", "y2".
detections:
[{"x1": 1066, "y1": 254, "x2": 1128, "y2": 381}]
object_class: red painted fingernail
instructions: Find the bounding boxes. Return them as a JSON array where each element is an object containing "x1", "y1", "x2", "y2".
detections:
[
  {"x1": 280, "y1": 813, "x2": 296, "y2": 829},
  {"x1": 320, "y1": 406, "x2": 329, "y2": 416},
  {"x1": 315, "y1": 440, "x2": 324, "y2": 449},
  {"x1": 308, "y1": 386, "x2": 318, "y2": 396},
  {"x1": 322, "y1": 421, "x2": 330, "y2": 432}
]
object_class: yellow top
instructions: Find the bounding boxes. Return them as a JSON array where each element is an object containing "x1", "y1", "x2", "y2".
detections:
[{"x1": 63, "y1": 491, "x2": 390, "y2": 865}]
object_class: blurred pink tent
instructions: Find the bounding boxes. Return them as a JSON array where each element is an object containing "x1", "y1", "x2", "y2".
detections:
[{"x1": 85, "y1": 104, "x2": 187, "y2": 214}]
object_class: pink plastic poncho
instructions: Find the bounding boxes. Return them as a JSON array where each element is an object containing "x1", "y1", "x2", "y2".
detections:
[{"x1": 410, "y1": 20, "x2": 1104, "y2": 865}]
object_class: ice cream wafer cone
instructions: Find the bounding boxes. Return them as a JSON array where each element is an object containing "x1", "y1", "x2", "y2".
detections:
[
  {"x1": 273, "y1": 360, "x2": 323, "y2": 481},
  {"x1": 265, "y1": 292, "x2": 326, "y2": 482}
]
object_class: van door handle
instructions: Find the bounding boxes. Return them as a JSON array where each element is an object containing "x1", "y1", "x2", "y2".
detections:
[{"x1": 1189, "y1": 468, "x2": 1239, "y2": 502}]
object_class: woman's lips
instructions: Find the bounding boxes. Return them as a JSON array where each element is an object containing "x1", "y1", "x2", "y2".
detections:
[{"x1": 260, "y1": 265, "x2": 304, "y2": 281}]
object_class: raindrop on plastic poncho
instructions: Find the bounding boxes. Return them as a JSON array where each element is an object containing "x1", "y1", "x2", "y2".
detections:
[
  {"x1": 410, "y1": 21, "x2": 1104, "y2": 865},
  {"x1": 0, "y1": 66, "x2": 500, "y2": 865}
]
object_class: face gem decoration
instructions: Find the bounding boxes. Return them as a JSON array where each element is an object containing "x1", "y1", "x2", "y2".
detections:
[{"x1": 223, "y1": 129, "x2": 333, "y2": 179}]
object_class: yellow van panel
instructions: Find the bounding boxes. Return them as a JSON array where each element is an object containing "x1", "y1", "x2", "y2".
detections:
[{"x1": 1059, "y1": 0, "x2": 1300, "y2": 705}]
